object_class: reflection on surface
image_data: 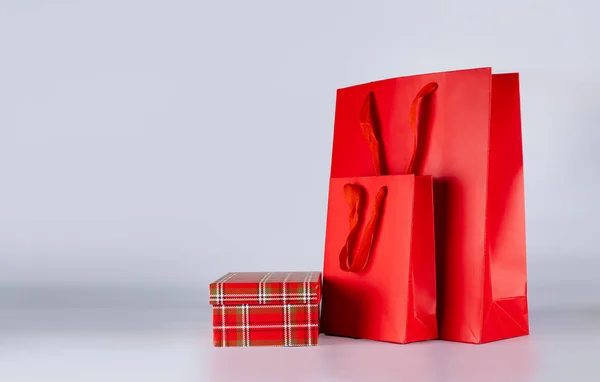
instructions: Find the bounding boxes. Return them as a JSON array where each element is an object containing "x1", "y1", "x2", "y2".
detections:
[
  {"x1": 1, "y1": 292, "x2": 599, "y2": 382},
  {"x1": 209, "y1": 332, "x2": 535, "y2": 382},
  {"x1": 207, "y1": 305, "x2": 599, "y2": 382}
]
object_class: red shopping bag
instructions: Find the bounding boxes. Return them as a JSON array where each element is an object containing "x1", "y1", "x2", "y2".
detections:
[
  {"x1": 321, "y1": 84, "x2": 438, "y2": 344},
  {"x1": 328, "y1": 68, "x2": 528, "y2": 343}
]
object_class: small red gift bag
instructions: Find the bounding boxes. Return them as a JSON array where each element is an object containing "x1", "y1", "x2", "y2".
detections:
[
  {"x1": 321, "y1": 84, "x2": 438, "y2": 344},
  {"x1": 209, "y1": 272, "x2": 321, "y2": 347}
]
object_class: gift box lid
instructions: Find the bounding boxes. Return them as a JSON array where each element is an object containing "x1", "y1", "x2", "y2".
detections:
[{"x1": 209, "y1": 271, "x2": 322, "y2": 306}]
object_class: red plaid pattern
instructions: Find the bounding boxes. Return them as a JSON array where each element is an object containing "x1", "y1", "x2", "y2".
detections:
[
  {"x1": 212, "y1": 304, "x2": 319, "y2": 347},
  {"x1": 209, "y1": 272, "x2": 322, "y2": 347},
  {"x1": 209, "y1": 272, "x2": 321, "y2": 305}
]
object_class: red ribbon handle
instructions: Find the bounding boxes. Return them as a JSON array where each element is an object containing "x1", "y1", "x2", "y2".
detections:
[
  {"x1": 339, "y1": 82, "x2": 438, "y2": 273},
  {"x1": 406, "y1": 82, "x2": 438, "y2": 175},
  {"x1": 339, "y1": 184, "x2": 388, "y2": 272}
]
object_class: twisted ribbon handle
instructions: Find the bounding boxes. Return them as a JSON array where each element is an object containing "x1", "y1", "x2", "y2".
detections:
[
  {"x1": 339, "y1": 82, "x2": 438, "y2": 273},
  {"x1": 339, "y1": 184, "x2": 388, "y2": 272}
]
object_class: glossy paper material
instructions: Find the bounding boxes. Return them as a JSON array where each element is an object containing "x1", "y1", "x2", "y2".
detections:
[
  {"x1": 328, "y1": 68, "x2": 528, "y2": 343},
  {"x1": 322, "y1": 175, "x2": 437, "y2": 344}
]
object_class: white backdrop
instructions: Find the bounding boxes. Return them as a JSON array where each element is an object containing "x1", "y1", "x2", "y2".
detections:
[{"x1": 1, "y1": 0, "x2": 598, "y2": 311}]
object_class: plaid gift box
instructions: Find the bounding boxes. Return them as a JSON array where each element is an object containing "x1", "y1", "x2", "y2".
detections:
[{"x1": 209, "y1": 272, "x2": 322, "y2": 347}]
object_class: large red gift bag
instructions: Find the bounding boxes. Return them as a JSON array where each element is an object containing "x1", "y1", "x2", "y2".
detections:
[
  {"x1": 321, "y1": 84, "x2": 439, "y2": 344},
  {"x1": 326, "y1": 68, "x2": 528, "y2": 344}
]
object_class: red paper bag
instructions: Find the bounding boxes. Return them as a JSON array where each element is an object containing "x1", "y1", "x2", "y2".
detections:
[
  {"x1": 328, "y1": 68, "x2": 528, "y2": 344},
  {"x1": 321, "y1": 84, "x2": 438, "y2": 344}
]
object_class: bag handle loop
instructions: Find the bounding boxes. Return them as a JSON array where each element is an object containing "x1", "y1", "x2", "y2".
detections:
[{"x1": 339, "y1": 82, "x2": 438, "y2": 272}]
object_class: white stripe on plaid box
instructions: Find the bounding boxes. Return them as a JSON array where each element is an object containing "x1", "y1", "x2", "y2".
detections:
[
  {"x1": 221, "y1": 303, "x2": 226, "y2": 347},
  {"x1": 211, "y1": 293, "x2": 318, "y2": 297},
  {"x1": 258, "y1": 272, "x2": 274, "y2": 304},
  {"x1": 215, "y1": 272, "x2": 237, "y2": 346},
  {"x1": 214, "y1": 272, "x2": 237, "y2": 305},
  {"x1": 210, "y1": 293, "x2": 318, "y2": 302},
  {"x1": 240, "y1": 304, "x2": 245, "y2": 347},
  {"x1": 214, "y1": 324, "x2": 319, "y2": 330},
  {"x1": 281, "y1": 272, "x2": 293, "y2": 304},
  {"x1": 213, "y1": 304, "x2": 319, "y2": 310},
  {"x1": 284, "y1": 304, "x2": 289, "y2": 346},
  {"x1": 302, "y1": 272, "x2": 311, "y2": 304},
  {"x1": 306, "y1": 272, "x2": 313, "y2": 345},
  {"x1": 222, "y1": 304, "x2": 252, "y2": 347},
  {"x1": 282, "y1": 273, "x2": 291, "y2": 346},
  {"x1": 244, "y1": 304, "x2": 250, "y2": 347},
  {"x1": 210, "y1": 292, "x2": 317, "y2": 299}
]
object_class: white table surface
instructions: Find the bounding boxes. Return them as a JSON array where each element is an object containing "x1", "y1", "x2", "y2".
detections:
[{"x1": 1, "y1": 304, "x2": 599, "y2": 382}]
